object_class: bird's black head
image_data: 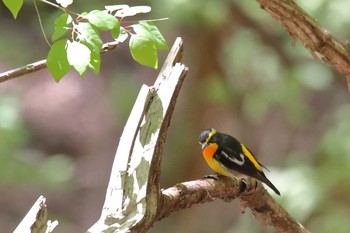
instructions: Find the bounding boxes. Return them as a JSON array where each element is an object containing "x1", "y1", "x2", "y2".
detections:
[{"x1": 199, "y1": 128, "x2": 219, "y2": 149}]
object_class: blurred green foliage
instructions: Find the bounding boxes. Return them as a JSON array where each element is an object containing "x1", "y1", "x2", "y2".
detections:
[{"x1": 0, "y1": 95, "x2": 73, "y2": 186}]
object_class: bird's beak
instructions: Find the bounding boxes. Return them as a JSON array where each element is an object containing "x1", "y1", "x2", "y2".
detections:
[{"x1": 201, "y1": 143, "x2": 208, "y2": 150}]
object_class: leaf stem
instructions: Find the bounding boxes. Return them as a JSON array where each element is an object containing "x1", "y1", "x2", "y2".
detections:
[
  {"x1": 38, "y1": 0, "x2": 79, "y2": 16},
  {"x1": 32, "y1": 0, "x2": 51, "y2": 47}
]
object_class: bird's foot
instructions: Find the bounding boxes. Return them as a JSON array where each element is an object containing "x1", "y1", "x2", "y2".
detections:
[{"x1": 239, "y1": 177, "x2": 258, "y2": 195}]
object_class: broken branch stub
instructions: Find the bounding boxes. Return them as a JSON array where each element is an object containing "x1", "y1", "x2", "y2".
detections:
[
  {"x1": 14, "y1": 195, "x2": 58, "y2": 233},
  {"x1": 88, "y1": 37, "x2": 188, "y2": 233}
]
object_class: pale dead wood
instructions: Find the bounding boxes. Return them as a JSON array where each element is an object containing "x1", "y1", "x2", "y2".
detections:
[
  {"x1": 14, "y1": 196, "x2": 58, "y2": 233},
  {"x1": 87, "y1": 37, "x2": 188, "y2": 233}
]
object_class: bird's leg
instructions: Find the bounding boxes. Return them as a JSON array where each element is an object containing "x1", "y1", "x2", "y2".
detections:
[
  {"x1": 239, "y1": 177, "x2": 258, "y2": 195},
  {"x1": 239, "y1": 178, "x2": 247, "y2": 193}
]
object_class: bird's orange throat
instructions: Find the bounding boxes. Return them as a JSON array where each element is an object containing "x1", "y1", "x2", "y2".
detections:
[
  {"x1": 202, "y1": 143, "x2": 219, "y2": 161},
  {"x1": 202, "y1": 143, "x2": 232, "y2": 177}
]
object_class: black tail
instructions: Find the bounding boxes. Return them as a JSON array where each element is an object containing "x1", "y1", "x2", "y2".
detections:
[{"x1": 256, "y1": 172, "x2": 280, "y2": 196}]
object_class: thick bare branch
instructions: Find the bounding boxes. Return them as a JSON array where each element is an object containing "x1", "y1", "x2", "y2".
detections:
[
  {"x1": 158, "y1": 176, "x2": 242, "y2": 219},
  {"x1": 158, "y1": 177, "x2": 310, "y2": 233},
  {"x1": 257, "y1": 0, "x2": 350, "y2": 80},
  {"x1": 239, "y1": 187, "x2": 310, "y2": 233}
]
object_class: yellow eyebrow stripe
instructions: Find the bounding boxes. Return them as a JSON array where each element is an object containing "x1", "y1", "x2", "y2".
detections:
[{"x1": 241, "y1": 144, "x2": 262, "y2": 171}]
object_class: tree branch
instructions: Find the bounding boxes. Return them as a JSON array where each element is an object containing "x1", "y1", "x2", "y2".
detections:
[
  {"x1": 239, "y1": 186, "x2": 310, "y2": 233},
  {"x1": 87, "y1": 37, "x2": 188, "y2": 233},
  {"x1": 0, "y1": 60, "x2": 47, "y2": 83},
  {"x1": 0, "y1": 41, "x2": 120, "y2": 83},
  {"x1": 158, "y1": 176, "x2": 242, "y2": 220},
  {"x1": 256, "y1": 0, "x2": 350, "y2": 83},
  {"x1": 158, "y1": 176, "x2": 310, "y2": 233}
]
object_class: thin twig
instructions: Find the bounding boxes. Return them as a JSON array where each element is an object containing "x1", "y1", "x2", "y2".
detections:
[
  {"x1": 0, "y1": 60, "x2": 47, "y2": 83},
  {"x1": 38, "y1": 0, "x2": 80, "y2": 16},
  {"x1": 0, "y1": 41, "x2": 120, "y2": 83}
]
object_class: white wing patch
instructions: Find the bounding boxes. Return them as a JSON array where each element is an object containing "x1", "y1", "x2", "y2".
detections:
[{"x1": 221, "y1": 151, "x2": 245, "y2": 166}]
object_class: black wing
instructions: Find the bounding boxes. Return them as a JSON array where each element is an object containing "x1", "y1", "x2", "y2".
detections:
[{"x1": 213, "y1": 134, "x2": 259, "y2": 177}]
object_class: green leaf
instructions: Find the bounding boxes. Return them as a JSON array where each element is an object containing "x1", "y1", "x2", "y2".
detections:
[
  {"x1": 75, "y1": 22, "x2": 102, "y2": 75},
  {"x1": 3, "y1": 0, "x2": 23, "y2": 19},
  {"x1": 76, "y1": 22, "x2": 103, "y2": 53},
  {"x1": 52, "y1": 13, "x2": 72, "y2": 42},
  {"x1": 111, "y1": 26, "x2": 120, "y2": 40},
  {"x1": 86, "y1": 10, "x2": 119, "y2": 31},
  {"x1": 66, "y1": 41, "x2": 91, "y2": 77},
  {"x1": 47, "y1": 39, "x2": 71, "y2": 82},
  {"x1": 132, "y1": 22, "x2": 168, "y2": 50},
  {"x1": 129, "y1": 35, "x2": 158, "y2": 69},
  {"x1": 88, "y1": 50, "x2": 101, "y2": 74}
]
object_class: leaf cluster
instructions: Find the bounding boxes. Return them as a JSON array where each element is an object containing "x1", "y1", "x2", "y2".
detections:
[{"x1": 3, "y1": 1, "x2": 168, "y2": 81}]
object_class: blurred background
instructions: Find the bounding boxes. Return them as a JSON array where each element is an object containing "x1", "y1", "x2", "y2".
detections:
[{"x1": 1, "y1": 0, "x2": 350, "y2": 232}]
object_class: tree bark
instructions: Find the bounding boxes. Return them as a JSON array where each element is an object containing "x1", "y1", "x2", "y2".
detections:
[{"x1": 256, "y1": 0, "x2": 350, "y2": 89}]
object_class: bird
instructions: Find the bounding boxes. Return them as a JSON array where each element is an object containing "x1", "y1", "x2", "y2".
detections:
[{"x1": 198, "y1": 128, "x2": 280, "y2": 195}]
